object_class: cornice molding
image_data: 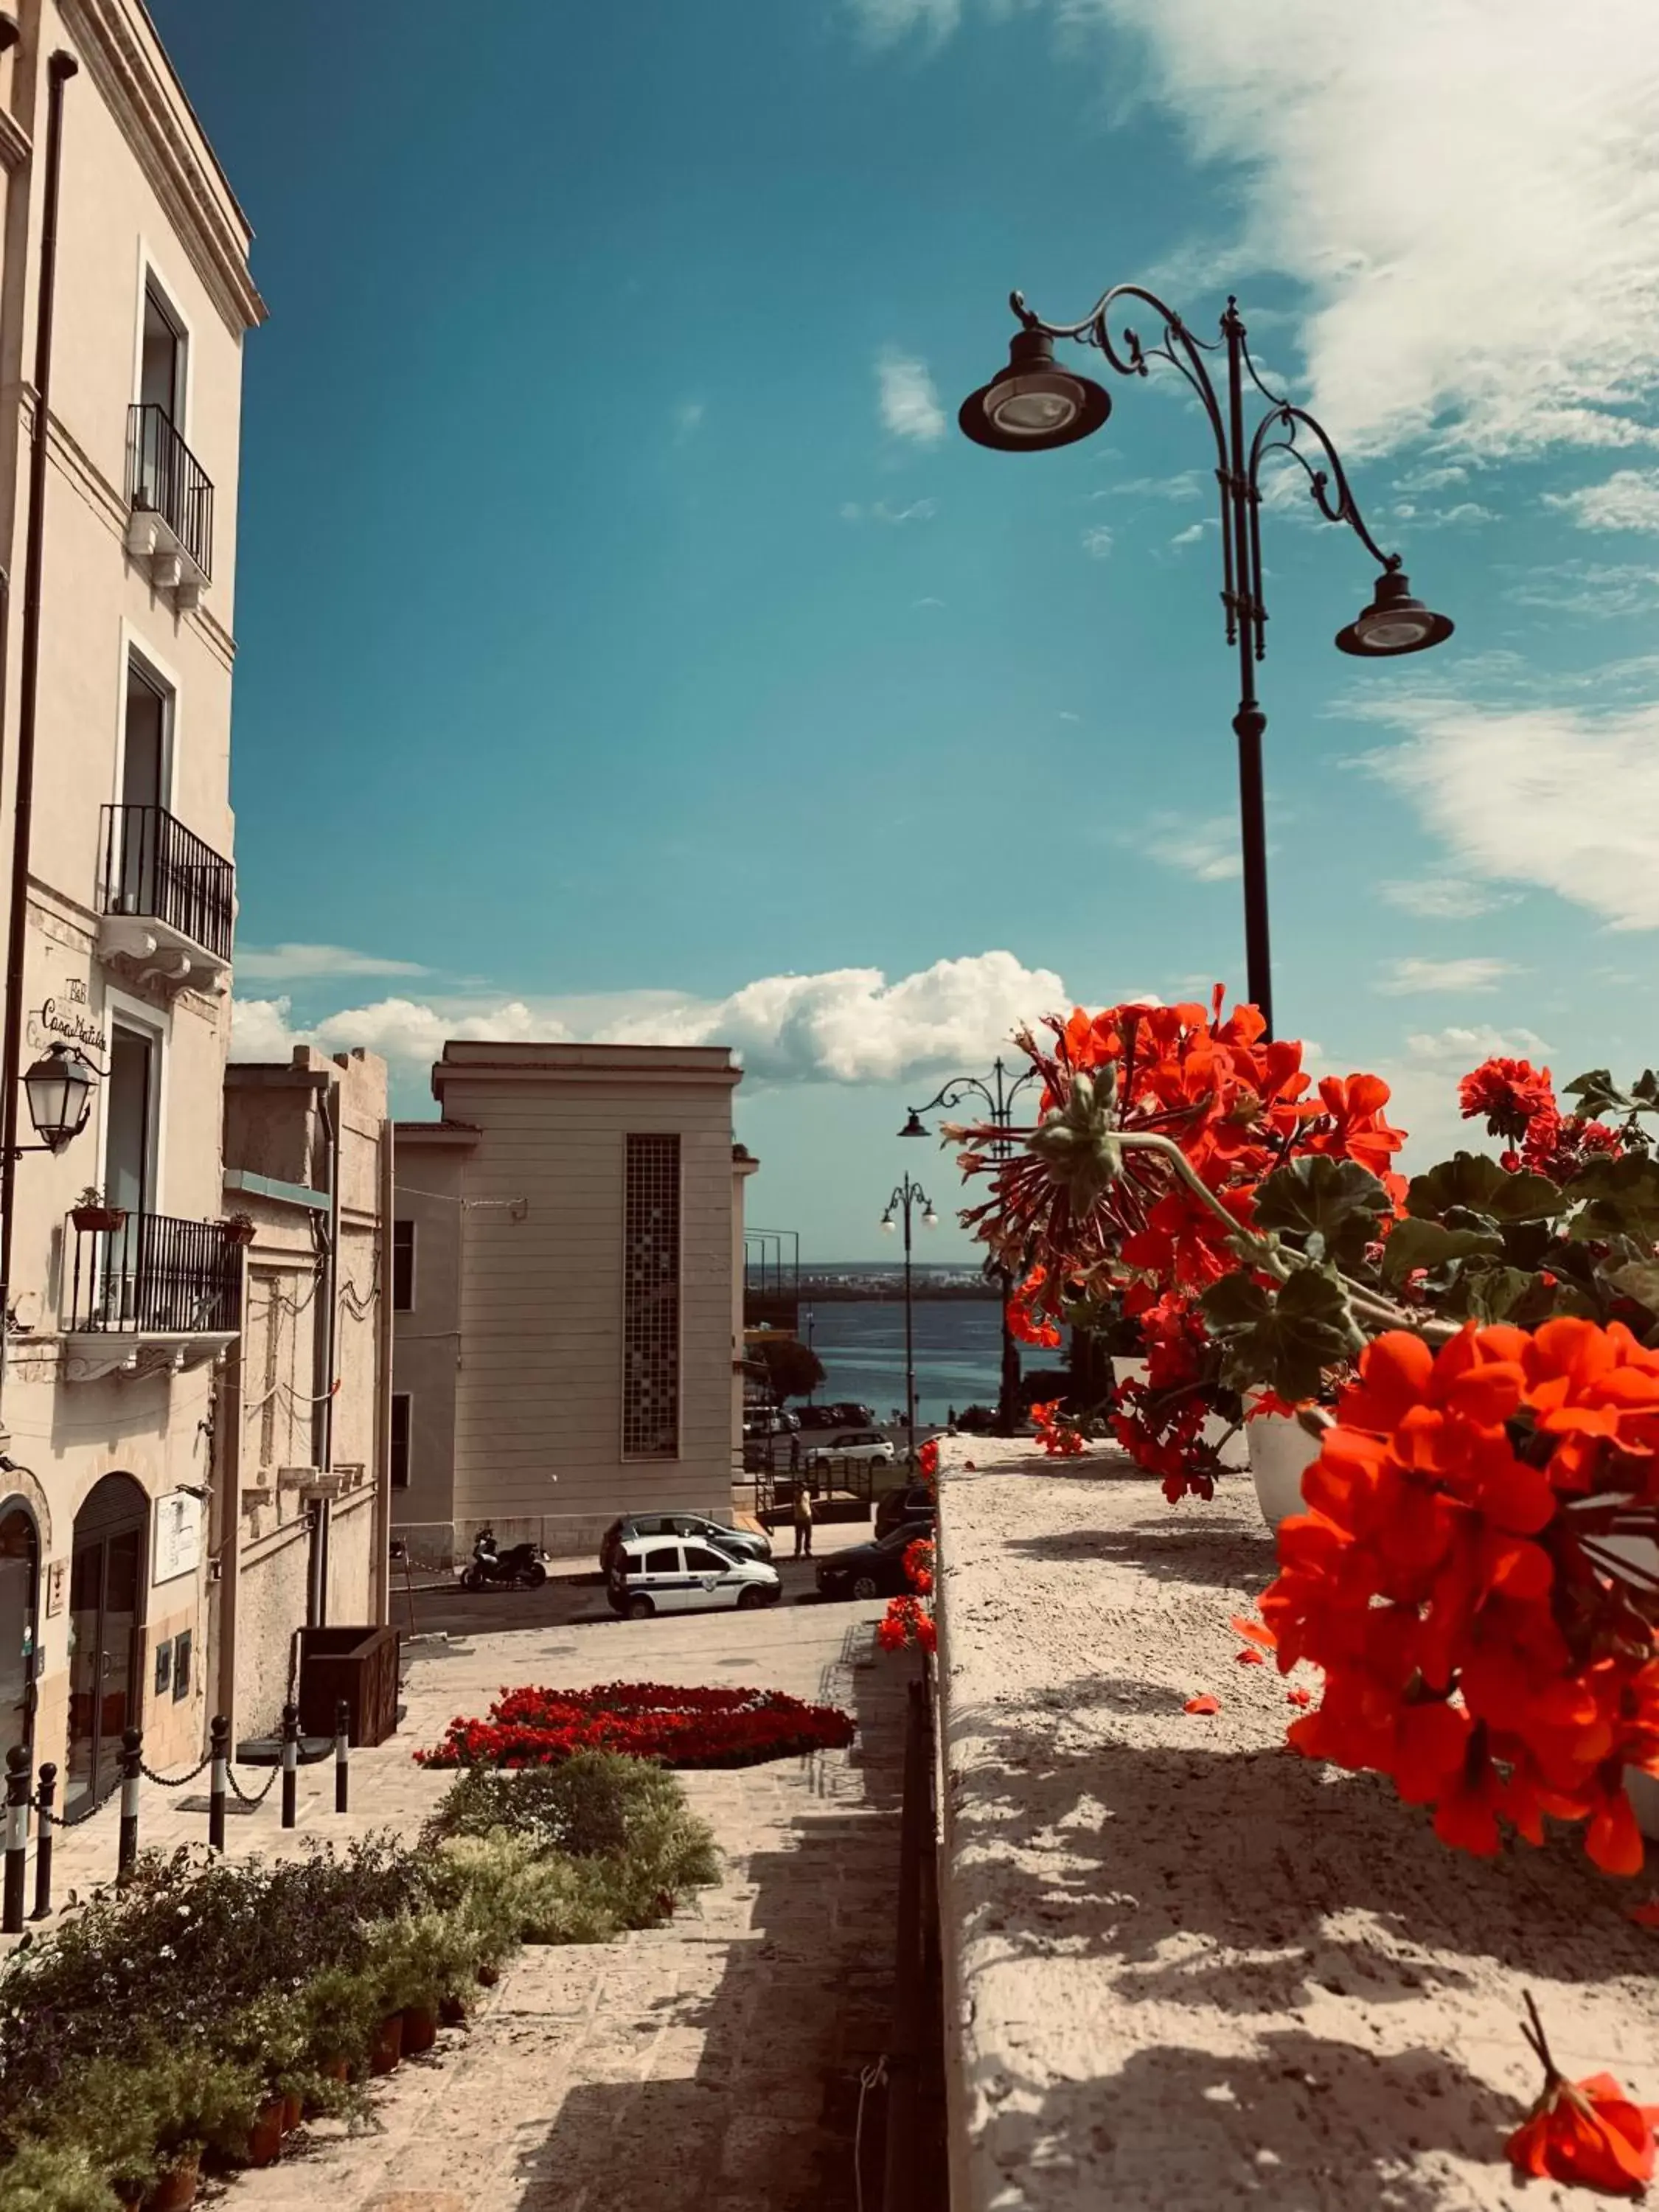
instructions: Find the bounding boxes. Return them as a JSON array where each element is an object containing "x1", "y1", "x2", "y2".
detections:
[{"x1": 58, "y1": 0, "x2": 266, "y2": 336}]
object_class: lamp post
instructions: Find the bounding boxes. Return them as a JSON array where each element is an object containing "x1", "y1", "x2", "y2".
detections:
[
  {"x1": 959, "y1": 289, "x2": 1454, "y2": 1039},
  {"x1": 880, "y1": 1175, "x2": 937, "y2": 1469},
  {"x1": 901, "y1": 1056, "x2": 1041, "y2": 1433}
]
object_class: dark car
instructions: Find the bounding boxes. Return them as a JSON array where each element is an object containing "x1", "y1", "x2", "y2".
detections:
[
  {"x1": 814, "y1": 1521, "x2": 934, "y2": 1604},
  {"x1": 795, "y1": 1405, "x2": 842, "y2": 1430},
  {"x1": 826, "y1": 1401, "x2": 878, "y2": 1427},
  {"x1": 600, "y1": 1513, "x2": 772, "y2": 1577},
  {"x1": 874, "y1": 1481, "x2": 936, "y2": 1542}
]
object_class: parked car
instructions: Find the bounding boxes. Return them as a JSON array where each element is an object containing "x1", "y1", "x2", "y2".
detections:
[
  {"x1": 815, "y1": 1523, "x2": 932, "y2": 1604},
  {"x1": 608, "y1": 1534, "x2": 781, "y2": 1618},
  {"x1": 599, "y1": 1513, "x2": 773, "y2": 1577},
  {"x1": 874, "y1": 1481, "x2": 936, "y2": 1541},
  {"x1": 795, "y1": 1405, "x2": 842, "y2": 1430},
  {"x1": 826, "y1": 1402, "x2": 877, "y2": 1427},
  {"x1": 742, "y1": 1409, "x2": 800, "y2": 1438},
  {"x1": 802, "y1": 1430, "x2": 896, "y2": 1472}
]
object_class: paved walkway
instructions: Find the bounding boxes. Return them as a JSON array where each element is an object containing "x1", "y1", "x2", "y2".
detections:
[{"x1": 28, "y1": 1602, "x2": 910, "y2": 2212}]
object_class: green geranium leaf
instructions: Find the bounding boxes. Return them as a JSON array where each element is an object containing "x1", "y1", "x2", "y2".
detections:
[
  {"x1": 1253, "y1": 1155, "x2": 1392, "y2": 1268},
  {"x1": 1564, "y1": 1067, "x2": 1659, "y2": 1120},
  {"x1": 1200, "y1": 1265, "x2": 1360, "y2": 1402},
  {"x1": 1406, "y1": 1151, "x2": 1565, "y2": 1225},
  {"x1": 1566, "y1": 1155, "x2": 1659, "y2": 1242},
  {"x1": 1606, "y1": 1259, "x2": 1659, "y2": 1317},
  {"x1": 1442, "y1": 1263, "x2": 1537, "y2": 1324},
  {"x1": 1379, "y1": 1215, "x2": 1505, "y2": 1286}
]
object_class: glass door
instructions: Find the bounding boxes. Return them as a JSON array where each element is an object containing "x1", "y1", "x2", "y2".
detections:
[
  {"x1": 0, "y1": 1509, "x2": 38, "y2": 1765},
  {"x1": 66, "y1": 1524, "x2": 144, "y2": 1811}
]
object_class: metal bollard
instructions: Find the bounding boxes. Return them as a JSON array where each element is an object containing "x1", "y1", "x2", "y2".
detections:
[
  {"x1": 117, "y1": 1725, "x2": 142, "y2": 1878},
  {"x1": 208, "y1": 1714, "x2": 229, "y2": 1853},
  {"x1": 334, "y1": 1697, "x2": 349, "y2": 1815},
  {"x1": 2, "y1": 1745, "x2": 29, "y2": 1933},
  {"x1": 280, "y1": 1702, "x2": 299, "y2": 1829},
  {"x1": 32, "y1": 1762, "x2": 55, "y2": 1921}
]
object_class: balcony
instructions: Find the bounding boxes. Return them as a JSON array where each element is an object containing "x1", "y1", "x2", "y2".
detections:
[
  {"x1": 63, "y1": 1211, "x2": 240, "y2": 1381},
  {"x1": 96, "y1": 803, "x2": 234, "y2": 986},
  {"x1": 124, "y1": 403, "x2": 213, "y2": 608}
]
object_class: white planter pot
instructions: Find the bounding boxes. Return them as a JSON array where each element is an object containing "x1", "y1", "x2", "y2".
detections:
[{"x1": 1246, "y1": 1411, "x2": 1322, "y2": 1531}]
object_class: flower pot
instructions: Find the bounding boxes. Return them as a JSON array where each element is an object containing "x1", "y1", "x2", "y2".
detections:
[
  {"x1": 476, "y1": 1961, "x2": 500, "y2": 1988},
  {"x1": 439, "y1": 1992, "x2": 468, "y2": 2028},
  {"x1": 223, "y1": 1217, "x2": 257, "y2": 1247},
  {"x1": 1247, "y1": 1409, "x2": 1322, "y2": 1530},
  {"x1": 71, "y1": 1206, "x2": 127, "y2": 1234},
  {"x1": 369, "y1": 2011, "x2": 404, "y2": 2075},
  {"x1": 400, "y1": 2003, "x2": 438, "y2": 2055},
  {"x1": 143, "y1": 2154, "x2": 200, "y2": 2212},
  {"x1": 282, "y1": 2093, "x2": 303, "y2": 2134},
  {"x1": 245, "y1": 2101, "x2": 285, "y2": 2168}
]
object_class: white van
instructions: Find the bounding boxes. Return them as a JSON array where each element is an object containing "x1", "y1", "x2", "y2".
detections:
[{"x1": 608, "y1": 1534, "x2": 782, "y2": 1620}]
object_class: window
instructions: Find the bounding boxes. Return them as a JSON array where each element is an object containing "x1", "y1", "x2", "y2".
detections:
[
  {"x1": 140, "y1": 279, "x2": 187, "y2": 421},
  {"x1": 622, "y1": 1133, "x2": 681, "y2": 1457},
  {"x1": 390, "y1": 1394, "x2": 411, "y2": 1490},
  {"x1": 642, "y1": 1546, "x2": 679, "y2": 1576},
  {"x1": 392, "y1": 1220, "x2": 415, "y2": 1312},
  {"x1": 684, "y1": 1547, "x2": 728, "y2": 1573}
]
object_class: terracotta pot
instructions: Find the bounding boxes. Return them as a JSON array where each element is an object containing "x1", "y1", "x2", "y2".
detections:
[
  {"x1": 143, "y1": 2154, "x2": 200, "y2": 2212},
  {"x1": 282, "y1": 2093, "x2": 303, "y2": 2134},
  {"x1": 72, "y1": 1206, "x2": 127, "y2": 1234},
  {"x1": 369, "y1": 2011, "x2": 404, "y2": 2075},
  {"x1": 245, "y1": 2101, "x2": 285, "y2": 2168},
  {"x1": 439, "y1": 1992, "x2": 468, "y2": 2027},
  {"x1": 400, "y1": 2003, "x2": 438, "y2": 2055},
  {"x1": 1246, "y1": 1408, "x2": 1322, "y2": 1531},
  {"x1": 476, "y1": 1961, "x2": 500, "y2": 1987}
]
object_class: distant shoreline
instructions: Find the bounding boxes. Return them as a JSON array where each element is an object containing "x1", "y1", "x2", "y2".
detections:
[{"x1": 796, "y1": 1283, "x2": 1001, "y2": 1303}]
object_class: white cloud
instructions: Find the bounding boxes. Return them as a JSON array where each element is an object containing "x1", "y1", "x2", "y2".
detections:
[
  {"x1": 234, "y1": 942, "x2": 430, "y2": 982},
  {"x1": 1362, "y1": 692, "x2": 1659, "y2": 931},
  {"x1": 841, "y1": 497, "x2": 939, "y2": 524},
  {"x1": 862, "y1": 1, "x2": 1659, "y2": 460},
  {"x1": 1394, "y1": 464, "x2": 1469, "y2": 493},
  {"x1": 1375, "y1": 956, "x2": 1514, "y2": 996},
  {"x1": 1082, "y1": 525, "x2": 1114, "y2": 559},
  {"x1": 1112, "y1": 470, "x2": 1206, "y2": 501},
  {"x1": 1547, "y1": 468, "x2": 1659, "y2": 532},
  {"x1": 846, "y1": 0, "x2": 960, "y2": 43},
  {"x1": 1169, "y1": 521, "x2": 1208, "y2": 547},
  {"x1": 1403, "y1": 1024, "x2": 1554, "y2": 1067},
  {"x1": 877, "y1": 352, "x2": 946, "y2": 445},
  {"x1": 1506, "y1": 560, "x2": 1659, "y2": 619},
  {"x1": 1135, "y1": 813, "x2": 1242, "y2": 883},
  {"x1": 673, "y1": 398, "x2": 705, "y2": 439},
  {"x1": 1377, "y1": 879, "x2": 1517, "y2": 922},
  {"x1": 231, "y1": 952, "x2": 1075, "y2": 1090}
]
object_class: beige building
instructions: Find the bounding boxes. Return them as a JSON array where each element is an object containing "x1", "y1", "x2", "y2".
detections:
[
  {"x1": 393, "y1": 1043, "x2": 753, "y2": 1565},
  {"x1": 0, "y1": 3, "x2": 262, "y2": 1805},
  {"x1": 215, "y1": 1048, "x2": 393, "y2": 1740}
]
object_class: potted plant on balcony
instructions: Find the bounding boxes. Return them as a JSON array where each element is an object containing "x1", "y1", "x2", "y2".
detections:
[
  {"x1": 71, "y1": 1184, "x2": 128, "y2": 1234},
  {"x1": 222, "y1": 1212, "x2": 257, "y2": 1248}
]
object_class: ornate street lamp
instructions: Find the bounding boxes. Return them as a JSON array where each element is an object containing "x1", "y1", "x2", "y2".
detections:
[
  {"x1": 880, "y1": 1174, "x2": 936, "y2": 1468},
  {"x1": 902, "y1": 1057, "x2": 1042, "y2": 1433},
  {"x1": 18, "y1": 1043, "x2": 96, "y2": 1154},
  {"x1": 959, "y1": 288, "x2": 1454, "y2": 1037}
]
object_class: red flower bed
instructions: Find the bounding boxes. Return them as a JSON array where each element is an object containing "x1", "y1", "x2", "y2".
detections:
[{"x1": 414, "y1": 1680, "x2": 857, "y2": 1770}]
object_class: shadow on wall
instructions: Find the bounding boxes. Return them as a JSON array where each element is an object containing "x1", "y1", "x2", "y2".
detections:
[{"x1": 502, "y1": 1624, "x2": 919, "y2": 2212}]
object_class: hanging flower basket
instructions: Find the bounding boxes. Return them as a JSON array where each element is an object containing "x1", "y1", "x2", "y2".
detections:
[
  {"x1": 221, "y1": 1214, "x2": 257, "y2": 1247},
  {"x1": 71, "y1": 1204, "x2": 127, "y2": 1234}
]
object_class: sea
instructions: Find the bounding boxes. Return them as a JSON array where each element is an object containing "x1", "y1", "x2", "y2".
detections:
[{"x1": 801, "y1": 1298, "x2": 1049, "y2": 1427}]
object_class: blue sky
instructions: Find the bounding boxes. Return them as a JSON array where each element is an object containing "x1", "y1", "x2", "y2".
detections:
[{"x1": 154, "y1": 0, "x2": 1659, "y2": 1259}]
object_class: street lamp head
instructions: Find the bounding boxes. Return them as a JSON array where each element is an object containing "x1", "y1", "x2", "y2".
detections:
[
  {"x1": 898, "y1": 1110, "x2": 928, "y2": 1139},
  {"x1": 1335, "y1": 567, "x2": 1454, "y2": 658},
  {"x1": 959, "y1": 328, "x2": 1111, "y2": 453},
  {"x1": 922, "y1": 1207, "x2": 939, "y2": 1229},
  {"x1": 22, "y1": 1043, "x2": 96, "y2": 1152},
  {"x1": 880, "y1": 1213, "x2": 896, "y2": 1234}
]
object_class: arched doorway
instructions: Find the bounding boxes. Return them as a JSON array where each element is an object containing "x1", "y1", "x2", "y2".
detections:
[
  {"x1": 68, "y1": 1474, "x2": 148, "y2": 1809},
  {"x1": 0, "y1": 1502, "x2": 38, "y2": 1766}
]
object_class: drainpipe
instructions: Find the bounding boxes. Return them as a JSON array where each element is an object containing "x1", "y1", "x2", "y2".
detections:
[
  {"x1": 212, "y1": 1242, "x2": 247, "y2": 1738},
  {"x1": 307, "y1": 1080, "x2": 339, "y2": 1627},
  {"x1": 0, "y1": 48, "x2": 74, "y2": 1431},
  {"x1": 369, "y1": 1114, "x2": 394, "y2": 1625}
]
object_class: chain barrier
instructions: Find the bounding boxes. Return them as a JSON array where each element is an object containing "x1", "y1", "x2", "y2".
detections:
[
  {"x1": 137, "y1": 1749, "x2": 215, "y2": 1790},
  {"x1": 35, "y1": 1778, "x2": 119, "y2": 1829},
  {"x1": 226, "y1": 1761, "x2": 279, "y2": 1809}
]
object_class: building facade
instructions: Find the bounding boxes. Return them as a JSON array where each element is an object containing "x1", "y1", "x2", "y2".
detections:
[
  {"x1": 216, "y1": 1048, "x2": 393, "y2": 1740},
  {"x1": 0, "y1": 1, "x2": 261, "y2": 1804},
  {"x1": 393, "y1": 1043, "x2": 753, "y2": 1565}
]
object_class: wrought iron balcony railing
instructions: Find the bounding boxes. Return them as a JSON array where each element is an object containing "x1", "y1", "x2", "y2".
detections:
[
  {"x1": 65, "y1": 1211, "x2": 241, "y2": 1338},
  {"x1": 125, "y1": 403, "x2": 214, "y2": 582},
  {"x1": 99, "y1": 804, "x2": 234, "y2": 965}
]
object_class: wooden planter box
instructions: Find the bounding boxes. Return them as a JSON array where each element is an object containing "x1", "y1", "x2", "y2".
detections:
[{"x1": 297, "y1": 1624, "x2": 400, "y2": 1746}]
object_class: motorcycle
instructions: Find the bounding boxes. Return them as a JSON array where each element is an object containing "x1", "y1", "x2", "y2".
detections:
[{"x1": 459, "y1": 1527, "x2": 549, "y2": 1590}]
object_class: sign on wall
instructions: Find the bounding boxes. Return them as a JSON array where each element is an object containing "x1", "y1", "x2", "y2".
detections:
[{"x1": 153, "y1": 1490, "x2": 203, "y2": 1586}]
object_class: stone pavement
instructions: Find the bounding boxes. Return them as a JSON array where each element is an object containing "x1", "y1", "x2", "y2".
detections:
[{"x1": 29, "y1": 1600, "x2": 911, "y2": 2212}]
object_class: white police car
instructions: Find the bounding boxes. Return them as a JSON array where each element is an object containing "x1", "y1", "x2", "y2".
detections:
[{"x1": 608, "y1": 1532, "x2": 782, "y2": 1619}]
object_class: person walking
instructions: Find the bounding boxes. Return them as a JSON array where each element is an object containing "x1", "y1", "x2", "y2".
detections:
[{"x1": 793, "y1": 1477, "x2": 814, "y2": 1559}]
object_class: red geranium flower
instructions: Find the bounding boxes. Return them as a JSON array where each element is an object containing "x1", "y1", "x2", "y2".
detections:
[
  {"x1": 1459, "y1": 1056, "x2": 1556, "y2": 1143},
  {"x1": 1507, "y1": 1993, "x2": 1659, "y2": 2195}
]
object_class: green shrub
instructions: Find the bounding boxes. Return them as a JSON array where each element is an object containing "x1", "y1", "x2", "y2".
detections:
[{"x1": 0, "y1": 2139, "x2": 118, "y2": 2212}]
